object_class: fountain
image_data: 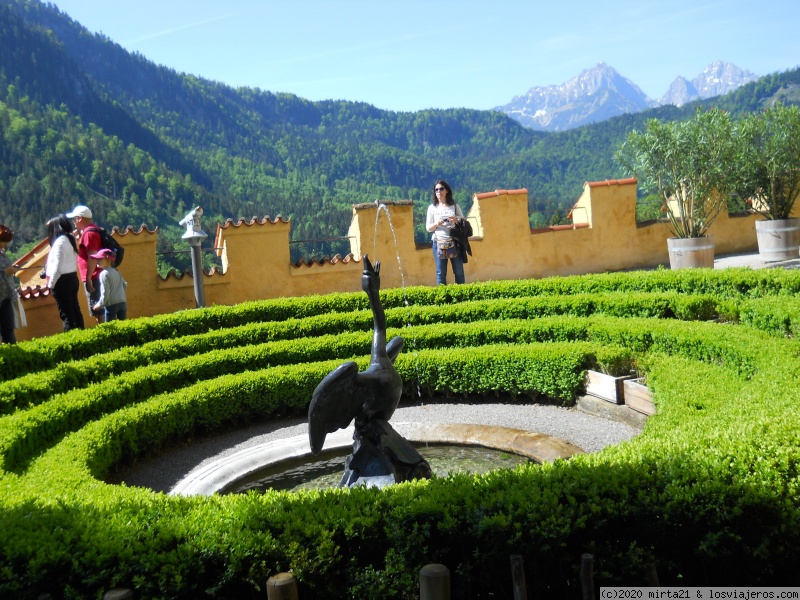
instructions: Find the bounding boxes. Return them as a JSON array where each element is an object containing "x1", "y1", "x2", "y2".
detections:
[
  {"x1": 164, "y1": 204, "x2": 590, "y2": 497},
  {"x1": 307, "y1": 255, "x2": 432, "y2": 488},
  {"x1": 168, "y1": 421, "x2": 583, "y2": 496}
]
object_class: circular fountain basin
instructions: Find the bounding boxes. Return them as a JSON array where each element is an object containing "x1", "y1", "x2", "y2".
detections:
[
  {"x1": 228, "y1": 444, "x2": 535, "y2": 493},
  {"x1": 170, "y1": 422, "x2": 583, "y2": 496}
]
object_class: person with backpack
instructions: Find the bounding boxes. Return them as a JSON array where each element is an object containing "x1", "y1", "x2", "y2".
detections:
[{"x1": 67, "y1": 204, "x2": 107, "y2": 323}]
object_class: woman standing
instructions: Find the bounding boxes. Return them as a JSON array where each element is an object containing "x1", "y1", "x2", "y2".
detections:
[
  {"x1": 0, "y1": 224, "x2": 18, "y2": 344},
  {"x1": 45, "y1": 214, "x2": 85, "y2": 331},
  {"x1": 426, "y1": 180, "x2": 465, "y2": 285}
]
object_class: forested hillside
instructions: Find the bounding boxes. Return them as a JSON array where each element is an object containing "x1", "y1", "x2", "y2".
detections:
[{"x1": 2, "y1": 0, "x2": 799, "y2": 270}]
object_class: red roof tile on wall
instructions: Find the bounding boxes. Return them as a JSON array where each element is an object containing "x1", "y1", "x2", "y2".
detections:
[
  {"x1": 586, "y1": 178, "x2": 637, "y2": 188},
  {"x1": 474, "y1": 188, "x2": 528, "y2": 200},
  {"x1": 217, "y1": 216, "x2": 290, "y2": 230},
  {"x1": 19, "y1": 285, "x2": 51, "y2": 299},
  {"x1": 158, "y1": 266, "x2": 226, "y2": 282},
  {"x1": 291, "y1": 253, "x2": 361, "y2": 269},
  {"x1": 531, "y1": 223, "x2": 590, "y2": 234}
]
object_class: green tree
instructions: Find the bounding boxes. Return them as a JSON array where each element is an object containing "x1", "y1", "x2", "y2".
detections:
[
  {"x1": 636, "y1": 194, "x2": 663, "y2": 222},
  {"x1": 733, "y1": 102, "x2": 800, "y2": 221},
  {"x1": 549, "y1": 210, "x2": 566, "y2": 226},
  {"x1": 616, "y1": 108, "x2": 737, "y2": 238}
]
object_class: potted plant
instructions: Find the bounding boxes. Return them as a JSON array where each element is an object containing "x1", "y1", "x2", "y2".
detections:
[
  {"x1": 732, "y1": 103, "x2": 800, "y2": 262},
  {"x1": 617, "y1": 108, "x2": 737, "y2": 269}
]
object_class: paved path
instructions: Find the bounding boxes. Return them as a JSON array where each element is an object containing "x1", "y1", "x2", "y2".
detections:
[{"x1": 713, "y1": 251, "x2": 800, "y2": 270}]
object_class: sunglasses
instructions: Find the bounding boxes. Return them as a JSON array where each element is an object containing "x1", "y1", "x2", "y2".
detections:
[{"x1": 434, "y1": 187, "x2": 446, "y2": 192}]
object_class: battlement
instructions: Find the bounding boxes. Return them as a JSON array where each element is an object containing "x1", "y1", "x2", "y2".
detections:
[{"x1": 13, "y1": 181, "x2": 761, "y2": 340}]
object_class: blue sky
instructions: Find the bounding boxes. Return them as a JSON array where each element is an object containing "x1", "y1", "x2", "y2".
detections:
[{"x1": 52, "y1": 0, "x2": 799, "y2": 113}]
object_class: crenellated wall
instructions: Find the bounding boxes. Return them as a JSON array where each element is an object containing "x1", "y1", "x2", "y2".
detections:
[{"x1": 12, "y1": 180, "x2": 764, "y2": 341}]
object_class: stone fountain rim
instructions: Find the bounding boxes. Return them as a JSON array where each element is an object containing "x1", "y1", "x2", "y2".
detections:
[{"x1": 169, "y1": 421, "x2": 584, "y2": 496}]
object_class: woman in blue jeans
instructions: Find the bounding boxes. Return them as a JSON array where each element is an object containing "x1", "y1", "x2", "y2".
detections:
[{"x1": 426, "y1": 180, "x2": 465, "y2": 285}]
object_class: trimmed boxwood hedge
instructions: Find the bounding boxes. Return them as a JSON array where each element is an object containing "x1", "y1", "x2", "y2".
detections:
[{"x1": 1, "y1": 267, "x2": 800, "y2": 598}]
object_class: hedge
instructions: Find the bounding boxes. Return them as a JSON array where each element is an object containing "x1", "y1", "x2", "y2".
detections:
[
  {"x1": 0, "y1": 291, "x2": 724, "y2": 414},
  {"x1": 5, "y1": 265, "x2": 800, "y2": 381},
  {"x1": 1, "y1": 268, "x2": 800, "y2": 598}
]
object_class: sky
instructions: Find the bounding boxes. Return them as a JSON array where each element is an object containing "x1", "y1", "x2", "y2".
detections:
[{"x1": 50, "y1": 0, "x2": 800, "y2": 113}]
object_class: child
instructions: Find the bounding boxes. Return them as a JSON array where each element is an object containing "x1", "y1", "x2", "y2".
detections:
[{"x1": 90, "y1": 248, "x2": 128, "y2": 321}]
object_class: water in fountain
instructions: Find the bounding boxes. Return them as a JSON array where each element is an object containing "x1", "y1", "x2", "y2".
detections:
[{"x1": 224, "y1": 444, "x2": 531, "y2": 493}]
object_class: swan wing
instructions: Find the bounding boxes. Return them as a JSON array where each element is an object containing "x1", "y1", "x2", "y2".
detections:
[{"x1": 308, "y1": 361, "x2": 361, "y2": 454}]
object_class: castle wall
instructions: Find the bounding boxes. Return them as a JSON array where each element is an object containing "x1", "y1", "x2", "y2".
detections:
[{"x1": 13, "y1": 180, "x2": 764, "y2": 342}]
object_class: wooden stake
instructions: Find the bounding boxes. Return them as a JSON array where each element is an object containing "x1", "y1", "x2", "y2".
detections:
[
  {"x1": 580, "y1": 553, "x2": 594, "y2": 600},
  {"x1": 510, "y1": 554, "x2": 528, "y2": 600},
  {"x1": 420, "y1": 563, "x2": 450, "y2": 600},
  {"x1": 267, "y1": 572, "x2": 299, "y2": 600}
]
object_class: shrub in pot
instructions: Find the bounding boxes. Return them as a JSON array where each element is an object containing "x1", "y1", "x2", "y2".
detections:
[
  {"x1": 733, "y1": 102, "x2": 800, "y2": 262},
  {"x1": 616, "y1": 108, "x2": 737, "y2": 268}
]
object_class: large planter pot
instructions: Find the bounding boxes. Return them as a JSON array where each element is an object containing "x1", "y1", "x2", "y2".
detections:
[
  {"x1": 667, "y1": 236, "x2": 715, "y2": 270},
  {"x1": 755, "y1": 218, "x2": 800, "y2": 262}
]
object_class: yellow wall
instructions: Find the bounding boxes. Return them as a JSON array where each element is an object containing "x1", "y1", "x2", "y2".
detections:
[{"x1": 13, "y1": 180, "x2": 763, "y2": 341}]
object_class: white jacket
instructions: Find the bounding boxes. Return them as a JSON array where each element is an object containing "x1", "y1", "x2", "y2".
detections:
[{"x1": 45, "y1": 235, "x2": 78, "y2": 288}]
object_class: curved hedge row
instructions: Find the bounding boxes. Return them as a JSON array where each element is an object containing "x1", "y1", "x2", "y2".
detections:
[
  {"x1": 0, "y1": 291, "x2": 719, "y2": 414},
  {"x1": 1, "y1": 267, "x2": 800, "y2": 598}
]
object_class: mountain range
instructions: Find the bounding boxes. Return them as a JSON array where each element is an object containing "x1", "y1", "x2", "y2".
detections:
[
  {"x1": 496, "y1": 61, "x2": 760, "y2": 132},
  {"x1": 1, "y1": 0, "x2": 798, "y2": 269}
]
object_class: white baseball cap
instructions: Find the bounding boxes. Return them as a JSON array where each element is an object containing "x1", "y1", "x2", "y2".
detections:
[{"x1": 67, "y1": 205, "x2": 92, "y2": 219}]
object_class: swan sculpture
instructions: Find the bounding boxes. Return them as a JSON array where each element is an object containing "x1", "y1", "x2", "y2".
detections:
[{"x1": 307, "y1": 255, "x2": 431, "y2": 487}]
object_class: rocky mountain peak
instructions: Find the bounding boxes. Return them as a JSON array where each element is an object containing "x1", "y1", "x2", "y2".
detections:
[
  {"x1": 497, "y1": 62, "x2": 654, "y2": 132},
  {"x1": 658, "y1": 76, "x2": 699, "y2": 107},
  {"x1": 692, "y1": 60, "x2": 759, "y2": 100},
  {"x1": 498, "y1": 61, "x2": 759, "y2": 130},
  {"x1": 659, "y1": 60, "x2": 759, "y2": 107}
]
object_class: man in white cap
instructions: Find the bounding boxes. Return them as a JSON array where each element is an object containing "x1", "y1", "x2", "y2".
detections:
[{"x1": 66, "y1": 204, "x2": 104, "y2": 323}]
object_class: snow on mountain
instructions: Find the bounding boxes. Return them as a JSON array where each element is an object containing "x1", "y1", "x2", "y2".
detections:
[
  {"x1": 497, "y1": 61, "x2": 759, "y2": 131},
  {"x1": 659, "y1": 60, "x2": 759, "y2": 107},
  {"x1": 658, "y1": 76, "x2": 700, "y2": 108},
  {"x1": 495, "y1": 62, "x2": 654, "y2": 132},
  {"x1": 692, "y1": 60, "x2": 758, "y2": 103}
]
